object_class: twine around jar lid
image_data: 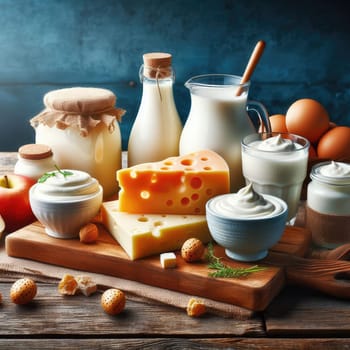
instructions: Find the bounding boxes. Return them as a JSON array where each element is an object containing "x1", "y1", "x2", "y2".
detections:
[
  {"x1": 30, "y1": 87, "x2": 125, "y2": 137},
  {"x1": 143, "y1": 52, "x2": 172, "y2": 79},
  {"x1": 18, "y1": 144, "x2": 53, "y2": 160}
]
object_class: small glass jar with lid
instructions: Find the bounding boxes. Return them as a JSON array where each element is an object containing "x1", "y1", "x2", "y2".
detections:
[
  {"x1": 306, "y1": 161, "x2": 350, "y2": 248},
  {"x1": 14, "y1": 144, "x2": 56, "y2": 181}
]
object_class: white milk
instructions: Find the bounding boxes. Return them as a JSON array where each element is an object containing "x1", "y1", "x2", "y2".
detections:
[
  {"x1": 35, "y1": 122, "x2": 121, "y2": 199},
  {"x1": 180, "y1": 87, "x2": 255, "y2": 192},
  {"x1": 128, "y1": 80, "x2": 182, "y2": 166},
  {"x1": 241, "y1": 134, "x2": 309, "y2": 221}
]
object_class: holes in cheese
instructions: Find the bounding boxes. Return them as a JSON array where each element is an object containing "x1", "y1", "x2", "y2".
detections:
[
  {"x1": 191, "y1": 193, "x2": 199, "y2": 201},
  {"x1": 117, "y1": 150, "x2": 230, "y2": 215},
  {"x1": 181, "y1": 158, "x2": 193, "y2": 166},
  {"x1": 137, "y1": 217, "x2": 148, "y2": 222},
  {"x1": 140, "y1": 190, "x2": 150, "y2": 199},
  {"x1": 101, "y1": 200, "x2": 211, "y2": 260}
]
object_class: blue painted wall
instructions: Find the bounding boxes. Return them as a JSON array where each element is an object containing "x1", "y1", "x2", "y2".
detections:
[{"x1": 0, "y1": 0, "x2": 349, "y2": 151}]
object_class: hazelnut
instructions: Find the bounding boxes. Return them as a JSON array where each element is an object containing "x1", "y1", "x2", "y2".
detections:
[
  {"x1": 10, "y1": 278, "x2": 37, "y2": 305},
  {"x1": 79, "y1": 223, "x2": 99, "y2": 244},
  {"x1": 101, "y1": 288, "x2": 126, "y2": 315},
  {"x1": 181, "y1": 238, "x2": 205, "y2": 262},
  {"x1": 186, "y1": 297, "x2": 206, "y2": 317}
]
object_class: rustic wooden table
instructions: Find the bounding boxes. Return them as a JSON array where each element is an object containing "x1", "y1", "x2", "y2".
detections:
[{"x1": 1, "y1": 152, "x2": 350, "y2": 349}]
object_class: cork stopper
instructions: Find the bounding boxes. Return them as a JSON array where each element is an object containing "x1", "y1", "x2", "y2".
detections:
[
  {"x1": 18, "y1": 144, "x2": 53, "y2": 160},
  {"x1": 143, "y1": 52, "x2": 172, "y2": 79}
]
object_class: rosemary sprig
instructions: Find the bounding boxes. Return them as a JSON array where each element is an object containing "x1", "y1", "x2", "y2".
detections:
[
  {"x1": 38, "y1": 165, "x2": 74, "y2": 183},
  {"x1": 206, "y1": 242, "x2": 266, "y2": 278}
]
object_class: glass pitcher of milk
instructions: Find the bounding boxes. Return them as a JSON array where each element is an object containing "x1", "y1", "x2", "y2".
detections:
[{"x1": 179, "y1": 74, "x2": 270, "y2": 192}]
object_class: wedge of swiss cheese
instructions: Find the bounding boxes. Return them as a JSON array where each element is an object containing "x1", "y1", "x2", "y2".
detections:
[
  {"x1": 117, "y1": 150, "x2": 230, "y2": 215},
  {"x1": 101, "y1": 200, "x2": 211, "y2": 260}
]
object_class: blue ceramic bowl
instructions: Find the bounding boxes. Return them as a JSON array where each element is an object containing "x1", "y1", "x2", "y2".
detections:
[{"x1": 206, "y1": 194, "x2": 288, "y2": 262}]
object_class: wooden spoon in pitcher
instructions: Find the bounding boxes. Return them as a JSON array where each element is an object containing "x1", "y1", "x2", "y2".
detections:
[{"x1": 236, "y1": 40, "x2": 266, "y2": 96}]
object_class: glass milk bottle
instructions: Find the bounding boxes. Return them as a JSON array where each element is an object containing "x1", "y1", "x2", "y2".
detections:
[
  {"x1": 30, "y1": 87, "x2": 125, "y2": 199},
  {"x1": 127, "y1": 52, "x2": 183, "y2": 166}
]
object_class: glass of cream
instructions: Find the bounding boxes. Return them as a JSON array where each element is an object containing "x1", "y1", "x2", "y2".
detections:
[{"x1": 241, "y1": 132, "x2": 309, "y2": 223}]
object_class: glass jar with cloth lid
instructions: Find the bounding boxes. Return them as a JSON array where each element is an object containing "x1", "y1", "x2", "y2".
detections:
[{"x1": 30, "y1": 87, "x2": 125, "y2": 199}]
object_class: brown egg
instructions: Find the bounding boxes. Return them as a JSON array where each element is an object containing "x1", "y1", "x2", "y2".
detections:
[
  {"x1": 269, "y1": 114, "x2": 288, "y2": 133},
  {"x1": 317, "y1": 126, "x2": 350, "y2": 160},
  {"x1": 286, "y1": 99, "x2": 330, "y2": 143},
  {"x1": 308, "y1": 144, "x2": 318, "y2": 159},
  {"x1": 329, "y1": 121, "x2": 337, "y2": 129}
]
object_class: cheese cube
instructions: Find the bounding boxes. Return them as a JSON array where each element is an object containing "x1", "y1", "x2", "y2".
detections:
[
  {"x1": 117, "y1": 150, "x2": 230, "y2": 215},
  {"x1": 160, "y1": 252, "x2": 177, "y2": 269},
  {"x1": 101, "y1": 200, "x2": 211, "y2": 260}
]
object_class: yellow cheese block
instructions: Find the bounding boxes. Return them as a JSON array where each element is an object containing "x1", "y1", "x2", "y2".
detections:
[
  {"x1": 117, "y1": 150, "x2": 230, "y2": 215},
  {"x1": 101, "y1": 200, "x2": 211, "y2": 260}
]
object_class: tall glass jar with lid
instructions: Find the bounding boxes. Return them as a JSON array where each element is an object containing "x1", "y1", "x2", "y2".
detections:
[{"x1": 30, "y1": 87, "x2": 125, "y2": 199}]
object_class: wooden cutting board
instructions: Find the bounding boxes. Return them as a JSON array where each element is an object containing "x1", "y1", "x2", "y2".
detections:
[{"x1": 5, "y1": 222, "x2": 311, "y2": 311}]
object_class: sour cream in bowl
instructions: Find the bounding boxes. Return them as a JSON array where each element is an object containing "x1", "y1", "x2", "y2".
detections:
[
  {"x1": 30, "y1": 169, "x2": 103, "y2": 239},
  {"x1": 206, "y1": 183, "x2": 288, "y2": 262}
]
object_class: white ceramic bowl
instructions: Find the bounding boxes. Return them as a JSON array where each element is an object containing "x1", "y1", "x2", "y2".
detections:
[
  {"x1": 30, "y1": 186, "x2": 102, "y2": 239},
  {"x1": 29, "y1": 173, "x2": 103, "y2": 239},
  {"x1": 206, "y1": 194, "x2": 288, "y2": 262}
]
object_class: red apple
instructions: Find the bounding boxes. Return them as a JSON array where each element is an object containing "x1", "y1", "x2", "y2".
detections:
[
  {"x1": 0, "y1": 174, "x2": 36, "y2": 233},
  {"x1": 0, "y1": 214, "x2": 5, "y2": 238}
]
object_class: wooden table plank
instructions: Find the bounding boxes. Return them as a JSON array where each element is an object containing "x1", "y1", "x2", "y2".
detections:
[
  {"x1": 265, "y1": 286, "x2": 350, "y2": 335},
  {"x1": 0, "y1": 283, "x2": 349, "y2": 348},
  {"x1": 0, "y1": 338, "x2": 349, "y2": 350},
  {"x1": 0, "y1": 152, "x2": 17, "y2": 174},
  {"x1": 0, "y1": 283, "x2": 264, "y2": 337}
]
